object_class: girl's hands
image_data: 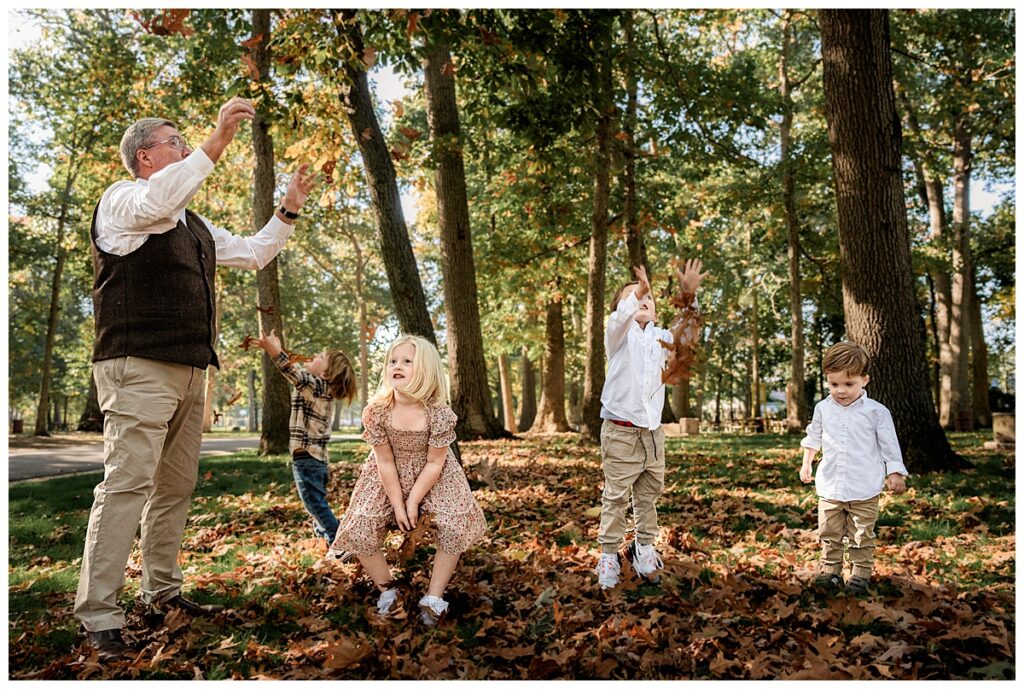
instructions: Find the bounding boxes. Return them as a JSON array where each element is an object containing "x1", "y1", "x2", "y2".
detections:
[
  {"x1": 677, "y1": 258, "x2": 708, "y2": 294},
  {"x1": 392, "y1": 501, "x2": 413, "y2": 532},
  {"x1": 405, "y1": 498, "x2": 420, "y2": 529},
  {"x1": 249, "y1": 328, "x2": 283, "y2": 357}
]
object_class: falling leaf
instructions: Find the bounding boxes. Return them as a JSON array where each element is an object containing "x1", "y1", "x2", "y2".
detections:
[
  {"x1": 239, "y1": 335, "x2": 255, "y2": 351},
  {"x1": 398, "y1": 127, "x2": 422, "y2": 141},
  {"x1": 442, "y1": 61, "x2": 456, "y2": 77},
  {"x1": 362, "y1": 46, "x2": 377, "y2": 68},
  {"x1": 406, "y1": 11, "x2": 420, "y2": 39},
  {"x1": 614, "y1": 131, "x2": 631, "y2": 142},
  {"x1": 361, "y1": 128, "x2": 373, "y2": 141},
  {"x1": 256, "y1": 305, "x2": 275, "y2": 315},
  {"x1": 392, "y1": 100, "x2": 405, "y2": 118},
  {"x1": 241, "y1": 54, "x2": 260, "y2": 80},
  {"x1": 239, "y1": 34, "x2": 264, "y2": 50}
]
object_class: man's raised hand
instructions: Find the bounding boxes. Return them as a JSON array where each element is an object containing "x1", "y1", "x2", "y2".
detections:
[{"x1": 282, "y1": 163, "x2": 318, "y2": 212}]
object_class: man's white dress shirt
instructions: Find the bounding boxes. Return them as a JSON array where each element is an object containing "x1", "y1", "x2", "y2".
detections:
[
  {"x1": 95, "y1": 147, "x2": 291, "y2": 269},
  {"x1": 801, "y1": 391, "x2": 909, "y2": 502},
  {"x1": 599, "y1": 292, "x2": 673, "y2": 430}
]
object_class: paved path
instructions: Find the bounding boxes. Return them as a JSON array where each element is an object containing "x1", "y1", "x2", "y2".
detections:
[{"x1": 7, "y1": 436, "x2": 265, "y2": 482}]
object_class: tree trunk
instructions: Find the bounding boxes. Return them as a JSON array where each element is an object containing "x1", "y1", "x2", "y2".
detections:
[
  {"x1": 818, "y1": 8, "x2": 963, "y2": 470},
  {"x1": 672, "y1": 379, "x2": 691, "y2": 419},
  {"x1": 423, "y1": 39, "x2": 504, "y2": 439},
  {"x1": 34, "y1": 203, "x2": 70, "y2": 436},
  {"x1": 517, "y1": 346, "x2": 537, "y2": 431},
  {"x1": 899, "y1": 88, "x2": 953, "y2": 423},
  {"x1": 77, "y1": 373, "x2": 103, "y2": 432},
  {"x1": 497, "y1": 354, "x2": 518, "y2": 433},
  {"x1": 780, "y1": 12, "x2": 807, "y2": 434},
  {"x1": 336, "y1": 10, "x2": 435, "y2": 343},
  {"x1": 580, "y1": 26, "x2": 614, "y2": 445},
  {"x1": 945, "y1": 115, "x2": 972, "y2": 428},
  {"x1": 622, "y1": 10, "x2": 649, "y2": 274},
  {"x1": 252, "y1": 10, "x2": 290, "y2": 455},
  {"x1": 247, "y1": 368, "x2": 258, "y2": 432},
  {"x1": 533, "y1": 294, "x2": 571, "y2": 433},
  {"x1": 969, "y1": 268, "x2": 991, "y2": 427}
]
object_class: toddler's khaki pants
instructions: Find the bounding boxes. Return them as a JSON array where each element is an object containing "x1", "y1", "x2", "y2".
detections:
[
  {"x1": 817, "y1": 495, "x2": 879, "y2": 579},
  {"x1": 598, "y1": 420, "x2": 666, "y2": 555}
]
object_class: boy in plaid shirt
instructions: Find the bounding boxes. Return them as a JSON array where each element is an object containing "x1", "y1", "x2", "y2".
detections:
[{"x1": 251, "y1": 329, "x2": 357, "y2": 551}]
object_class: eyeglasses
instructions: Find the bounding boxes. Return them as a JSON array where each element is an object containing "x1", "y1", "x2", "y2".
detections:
[{"x1": 141, "y1": 135, "x2": 191, "y2": 152}]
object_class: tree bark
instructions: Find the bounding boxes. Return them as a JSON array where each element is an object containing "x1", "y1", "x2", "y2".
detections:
[
  {"x1": 580, "y1": 25, "x2": 614, "y2": 445},
  {"x1": 780, "y1": 12, "x2": 807, "y2": 434},
  {"x1": 533, "y1": 293, "x2": 571, "y2": 433},
  {"x1": 336, "y1": 10, "x2": 435, "y2": 343},
  {"x1": 423, "y1": 39, "x2": 505, "y2": 439},
  {"x1": 247, "y1": 368, "x2": 259, "y2": 432},
  {"x1": 34, "y1": 190, "x2": 72, "y2": 435},
  {"x1": 899, "y1": 88, "x2": 953, "y2": 423},
  {"x1": 252, "y1": 10, "x2": 290, "y2": 455},
  {"x1": 77, "y1": 373, "x2": 104, "y2": 432},
  {"x1": 945, "y1": 115, "x2": 972, "y2": 428},
  {"x1": 517, "y1": 346, "x2": 537, "y2": 431},
  {"x1": 672, "y1": 379, "x2": 691, "y2": 419},
  {"x1": 969, "y1": 267, "x2": 991, "y2": 427},
  {"x1": 818, "y1": 8, "x2": 963, "y2": 470},
  {"x1": 497, "y1": 354, "x2": 519, "y2": 433},
  {"x1": 623, "y1": 10, "x2": 649, "y2": 274}
]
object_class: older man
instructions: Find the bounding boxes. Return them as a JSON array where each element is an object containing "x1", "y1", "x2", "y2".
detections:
[{"x1": 76, "y1": 97, "x2": 316, "y2": 660}]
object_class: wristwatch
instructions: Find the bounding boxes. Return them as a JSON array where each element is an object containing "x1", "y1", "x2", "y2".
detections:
[{"x1": 278, "y1": 204, "x2": 299, "y2": 219}]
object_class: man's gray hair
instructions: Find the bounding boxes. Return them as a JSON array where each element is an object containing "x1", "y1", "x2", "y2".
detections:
[{"x1": 120, "y1": 117, "x2": 176, "y2": 177}]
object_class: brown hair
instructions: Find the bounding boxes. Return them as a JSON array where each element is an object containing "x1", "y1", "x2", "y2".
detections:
[
  {"x1": 610, "y1": 281, "x2": 641, "y2": 314},
  {"x1": 822, "y1": 341, "x2": 870, "y2": 377},
  {"x1": 323, "y1": 350, "x2": 357, "y2": 403}
]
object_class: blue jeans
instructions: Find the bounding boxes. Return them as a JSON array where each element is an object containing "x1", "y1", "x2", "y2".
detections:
[{"x1": 291, "y1": 454, "x2": 339, "y2": 544}]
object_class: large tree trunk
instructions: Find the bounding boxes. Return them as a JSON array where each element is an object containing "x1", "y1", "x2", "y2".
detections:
[
  {"x1": 533, "y1": 293, "x2": 571, "y2": 433},
  {"x1": 969, "y1": 268, "x2": 991, "y2": 427},
  {"x1": 77, "y1": 373, "x2": 104, "y2": 432},
  {"x1": 517, "y1": 346, "x2": 537, "y2": 431},
  {"x1": 672, "y1": 379, "x2": 691, "y2": 419},
  {"x1": 622, "y1": 10, "x2": 649, "y2": 275},
  {"x1": 780, "y1": 12, "x2": 807, "y2": 434},
  {"x1": 580, "y1": 26, "x2": 614, "y2": 445},
  {"x1": 945, "y1": 115, "x2": 973, "y2": 429},
  {"x1": 336, "y1": 10, "x2": 435, "y2": 343},
  {"x1": 818, "y1": 9, "x2": 964, "y2": 470},
  {"x1": 252, "y1": 10, "x2": 290, "y2": 455},
  {"x1": 423, "y1": 39, "x2": 505, "y2": 439}
]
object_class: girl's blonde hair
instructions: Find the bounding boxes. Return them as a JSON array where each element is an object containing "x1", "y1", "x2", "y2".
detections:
[{"x1": 368, "y1": 335, "x2": 450, "y2": 408}]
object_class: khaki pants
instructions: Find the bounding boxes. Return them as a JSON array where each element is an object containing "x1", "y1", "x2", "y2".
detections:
[
  {"x1": 598, "y1": 420, "x2": 666, "y2": 554},
  {"x1": 817, "y1": 495, "x2": 879, "y2": 579},
  {"x1": 74, "y1": 356, "x2": 206, "y2": 632}
]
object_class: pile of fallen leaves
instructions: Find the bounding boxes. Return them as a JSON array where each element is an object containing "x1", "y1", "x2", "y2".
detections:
[{"x1": 8, "y1": 434, "x2": 1015, "y2": 679}]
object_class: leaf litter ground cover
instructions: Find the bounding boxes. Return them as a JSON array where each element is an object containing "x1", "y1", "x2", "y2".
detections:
[{"x1": 8, "y1": 432, "x2": 1014, "y2": 679}]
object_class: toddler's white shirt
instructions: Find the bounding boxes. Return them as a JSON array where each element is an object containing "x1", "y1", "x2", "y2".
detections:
[
  {"x1": 801, "y1": 391, "x2": 909, "y2": 501},
  {"x1": 599, "y1": 291, "x2": 672, "y2": 430},
  {"x1": 94, "y1": 147, "x2": 292, "y2": 270}
]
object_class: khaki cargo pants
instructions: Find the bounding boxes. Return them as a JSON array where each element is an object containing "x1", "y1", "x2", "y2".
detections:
[
  {"x1": 817, "y1": 495, "x2": 880, "y2": 579},
  {"x1": 598, "y1": 420, "x2": 666, "y2": 554},
  {"x1": 74, "y1": 356, "x2": 206, "y2": 632}
]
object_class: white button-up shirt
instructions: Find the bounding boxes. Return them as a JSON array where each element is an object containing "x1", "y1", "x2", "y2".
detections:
[
  {"x1": 95, "y1": 147, "x2": 292, "y2": 269},
  {"x1": 801, "y1": 391, "x2": 909, "y2": 501},
  {"x1": 599, "y1": 292, "x2": 672, "y2": 430}
]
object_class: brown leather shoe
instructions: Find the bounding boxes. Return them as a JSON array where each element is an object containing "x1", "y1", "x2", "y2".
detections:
[
  {"x1": 164, "y1": 594, "x2": 225, "y2": 616},
  {"x1": 86, "y1": 628, "x2": 131, "y2": 661}
]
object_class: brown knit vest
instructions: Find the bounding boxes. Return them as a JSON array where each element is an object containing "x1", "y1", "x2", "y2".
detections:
[{"x1": 90, "y1": 203, "x2": 219, "y2": 369}]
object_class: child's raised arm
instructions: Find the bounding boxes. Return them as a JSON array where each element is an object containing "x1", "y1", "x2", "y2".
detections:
[{"x1": 250, "y1": 329, "x2": 323, "y2": 403}]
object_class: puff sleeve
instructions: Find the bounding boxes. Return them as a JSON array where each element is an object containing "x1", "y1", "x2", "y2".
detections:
[
  {"x1": 361, "y1": 403, "x2": 388, "y2": 446},
  {"x1": 428, "y1": 405, "x2": 458, "y2": 448}
]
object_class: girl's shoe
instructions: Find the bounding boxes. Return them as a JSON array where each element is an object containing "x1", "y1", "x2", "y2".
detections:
[
  {"x1": 418, "y1": 595, "x2": 449, "y2": 626},
  {"x1": 376, "y1": 587, "x2": 400, "y2": 617},
  {"x1": 595, "y1": 553, "x2": 621, "y2": 589}
]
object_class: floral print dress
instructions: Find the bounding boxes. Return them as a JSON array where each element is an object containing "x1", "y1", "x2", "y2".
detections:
[{"x1": 330, "y1": 400, "x2": 487, "y2": 556}]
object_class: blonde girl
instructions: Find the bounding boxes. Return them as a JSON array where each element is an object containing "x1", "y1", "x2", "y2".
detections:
[{"x1": 329, "y1": 335, "x2": 486, "y2": 625}]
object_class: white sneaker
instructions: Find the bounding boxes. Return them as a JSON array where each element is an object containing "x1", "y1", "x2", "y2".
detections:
[
  {"x1": 627, "y1": 541, "x2": 664, "y2": 581},
  {"x1": 418, "y1": 595, "x2": 449, "y2": 626},
  {"x1": 376, "y1": 588, "x2": 399, "y2": 616},
  {"x1": 595, "y1": 553, "x2": 621, "y2": 589}
]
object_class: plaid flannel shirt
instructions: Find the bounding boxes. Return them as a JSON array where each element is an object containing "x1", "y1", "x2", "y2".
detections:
[{"x1": 274, "y1": 352, "x2": 334, "y2": 463}]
